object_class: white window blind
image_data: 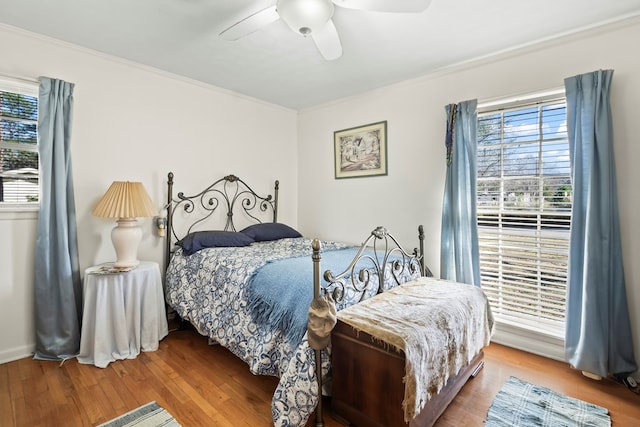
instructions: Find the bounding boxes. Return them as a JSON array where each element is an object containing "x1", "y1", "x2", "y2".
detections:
[
  {"x1": 477, "y1": 94, "x2": 570, "y2": 339},
  {"x1": 0, "y1": 78, "x2": 39, "y2": 206}
]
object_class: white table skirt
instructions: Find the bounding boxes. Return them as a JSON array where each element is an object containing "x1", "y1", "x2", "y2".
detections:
[{"x1": 77, "y1": 261, "x2": 169, "y2": 368}]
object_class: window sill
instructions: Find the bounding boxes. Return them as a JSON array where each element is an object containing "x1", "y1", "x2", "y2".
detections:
[
  {"x1": 0, "y1": 206, "x2": 38, "y2": 220},
  {"x1": 491, "y1": 319, "x2": 566, "y2": 362}
]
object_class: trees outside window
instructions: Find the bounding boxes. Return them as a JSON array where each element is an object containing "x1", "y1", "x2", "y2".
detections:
[
  {"x1": 0, "y1": 84, "x2": 39, "y2": 205},
  {"x1": 477, "y1": 97, "x2": 571, "y2": 339}
]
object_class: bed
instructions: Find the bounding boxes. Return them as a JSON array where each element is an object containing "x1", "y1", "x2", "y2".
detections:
[{"x1": 163, "y1": 172, "x2": 492, "y2": 427}]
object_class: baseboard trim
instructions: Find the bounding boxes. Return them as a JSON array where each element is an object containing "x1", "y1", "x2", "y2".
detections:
[{"x1": 0, "y1": 344, "x2": 35, "y2": 365}]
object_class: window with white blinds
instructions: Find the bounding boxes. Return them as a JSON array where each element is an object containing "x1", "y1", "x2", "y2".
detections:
[
  {"x1": 0, "y1": 78, "x2": 39, "y2": 207},
  {"x1": 477, "y1": 93, "x2": 570, "y2": 338}
]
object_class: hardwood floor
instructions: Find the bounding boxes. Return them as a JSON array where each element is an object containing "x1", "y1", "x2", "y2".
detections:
[{"x1": 1, "y1": 327, "x2": 638, "y2": 426}]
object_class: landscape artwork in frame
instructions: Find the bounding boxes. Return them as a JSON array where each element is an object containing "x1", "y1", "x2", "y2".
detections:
[{"x1": 334, "y1": 121, "x2": 387, "y2": 179}]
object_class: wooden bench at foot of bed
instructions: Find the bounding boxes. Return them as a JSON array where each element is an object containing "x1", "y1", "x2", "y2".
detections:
[{"x1": 331, "y1": 319, "x2": 485, "y2": 427}]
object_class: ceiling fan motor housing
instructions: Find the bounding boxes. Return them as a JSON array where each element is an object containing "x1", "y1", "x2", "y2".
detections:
[{"x1": 277, "y1": 0, "x2": 335, "y2": 36}]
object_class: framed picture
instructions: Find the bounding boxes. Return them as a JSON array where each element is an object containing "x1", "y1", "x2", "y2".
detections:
[{"x1": 334, "y1": 121, "x2": 387, "y2": 179}]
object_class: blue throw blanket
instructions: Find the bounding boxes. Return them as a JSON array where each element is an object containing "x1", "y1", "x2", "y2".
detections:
[{"x1": 246, "y1": 247, "x2": 363, "y2": 345}]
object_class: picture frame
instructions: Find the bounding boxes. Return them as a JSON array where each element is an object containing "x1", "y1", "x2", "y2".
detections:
[{"x1": 334, "y1": 120, "x2": 387, "y2": 179}]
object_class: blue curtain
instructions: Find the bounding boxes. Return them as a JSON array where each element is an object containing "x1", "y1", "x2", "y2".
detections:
[
  {"x1": 564, "y1": 70, "x2": 637, "y2": 377},
  {"x1": 34, "y1": 77, "x2": 82, "y2": 361},
  {"x1": 440, "y1": 100, "x2": 481, "y2": 286}
]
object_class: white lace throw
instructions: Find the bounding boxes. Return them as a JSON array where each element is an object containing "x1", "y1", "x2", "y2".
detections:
[{"x1": 336, "y1": 276, "x2": 494, "y2": 422}]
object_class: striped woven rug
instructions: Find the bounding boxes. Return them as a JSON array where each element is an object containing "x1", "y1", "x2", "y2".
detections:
[
  {"x1": 485, "y1": 376, "x2": 611, "y2": 427},
  {"x1": 98, "y1": 401, "x2": 181, "y2": 427}
]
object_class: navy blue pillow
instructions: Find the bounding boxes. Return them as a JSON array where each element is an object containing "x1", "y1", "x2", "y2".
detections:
[
  {"x1": 177, "y1": 230, "x2": 255, "y2": 255},
  {"x1": 240, "y1": 222, "x2": 302, "y2": 242}
]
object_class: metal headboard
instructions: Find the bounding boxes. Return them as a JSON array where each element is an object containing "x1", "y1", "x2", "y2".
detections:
[{"x1": 164, "y1": 172, "x2": 279, "y2": 270}]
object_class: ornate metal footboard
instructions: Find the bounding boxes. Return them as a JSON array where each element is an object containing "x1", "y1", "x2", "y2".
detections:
[{"x1": 310, "y1": 225, "x2": 428, "y2": 427}]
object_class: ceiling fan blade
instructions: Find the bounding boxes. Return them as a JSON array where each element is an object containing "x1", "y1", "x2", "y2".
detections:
[
  {"x1": 219, "y1": 5, "x2": 279, "y2": 41},
  {"x1": 312, "y1": 19, "x2": 342, "y2": 61},
  {"x1": 331, "y1": 0, "x2": 431, "y2": 13}
]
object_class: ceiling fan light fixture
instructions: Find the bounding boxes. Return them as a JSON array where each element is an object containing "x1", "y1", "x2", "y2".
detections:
[{"x1": 277, "y1": 0, "x2": 335, "y2": 36}]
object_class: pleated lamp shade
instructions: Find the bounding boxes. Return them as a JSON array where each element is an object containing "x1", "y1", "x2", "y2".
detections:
[
  {"x1": 92, "y1": 181, "x2": 157, "y2": 219},
  {"x1": 93, "y1": 181, "x2": 157, "y2": 268}
]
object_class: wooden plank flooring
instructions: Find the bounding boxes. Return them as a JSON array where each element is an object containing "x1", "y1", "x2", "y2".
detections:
[{"x1": 1, "y1": 327, "x2": 639, "y2": 426}]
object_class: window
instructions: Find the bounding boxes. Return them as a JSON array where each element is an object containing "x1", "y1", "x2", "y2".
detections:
[
  {"x1": 0, "y1": 78, "x2": 39, "y2": 208},
  {"x1": 477, "y1": 91, "x2": 570, "y2": 341}
]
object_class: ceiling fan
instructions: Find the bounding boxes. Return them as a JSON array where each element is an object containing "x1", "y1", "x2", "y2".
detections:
[{"x1": 219, "y1": 0, "x2": 432, "y2": 61}]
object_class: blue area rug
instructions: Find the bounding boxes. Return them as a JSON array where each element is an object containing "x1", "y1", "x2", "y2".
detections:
[
  {"x1": 485, "y1": 376, "x2": 611, "y2": 427},
  {"x1": 97, "y1": 401, "x2": 181, "y2": 427}
]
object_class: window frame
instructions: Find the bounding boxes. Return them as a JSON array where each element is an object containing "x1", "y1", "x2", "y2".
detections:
[
  {"x1": 0, "y1": 76, "x2": 39, "y2": 213},
  {"x1": 477, "y1": 88, "x2": 570, "y2": 360}
]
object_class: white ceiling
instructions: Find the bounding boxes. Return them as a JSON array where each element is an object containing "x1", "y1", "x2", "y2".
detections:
[{"x1": 1, "y1": 0, "x2": 640, "y2": 110}]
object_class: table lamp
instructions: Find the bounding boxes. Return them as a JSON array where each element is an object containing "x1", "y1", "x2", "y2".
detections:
[{"x1": 92, "y1": 181, "x2": 157, "y2": 267}]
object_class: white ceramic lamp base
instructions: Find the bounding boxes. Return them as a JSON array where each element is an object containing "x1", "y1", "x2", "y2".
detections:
[{"x1": 111, "y1": 218, "x2": 142, "y2": 268}]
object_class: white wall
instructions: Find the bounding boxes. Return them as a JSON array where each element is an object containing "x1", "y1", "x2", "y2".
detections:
[
  {"x1": 0, "y1": 211, "x2": 37, "y2": 361},
  {"x1": 297, "y1": 18, "x2": 640, "y2": 369},
  {"x1": 2, "y1": 16, "x2": 639, "y2": 371},
  {"x1": 0, "y1": 24, "x2": 298, "y2": 363}
]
